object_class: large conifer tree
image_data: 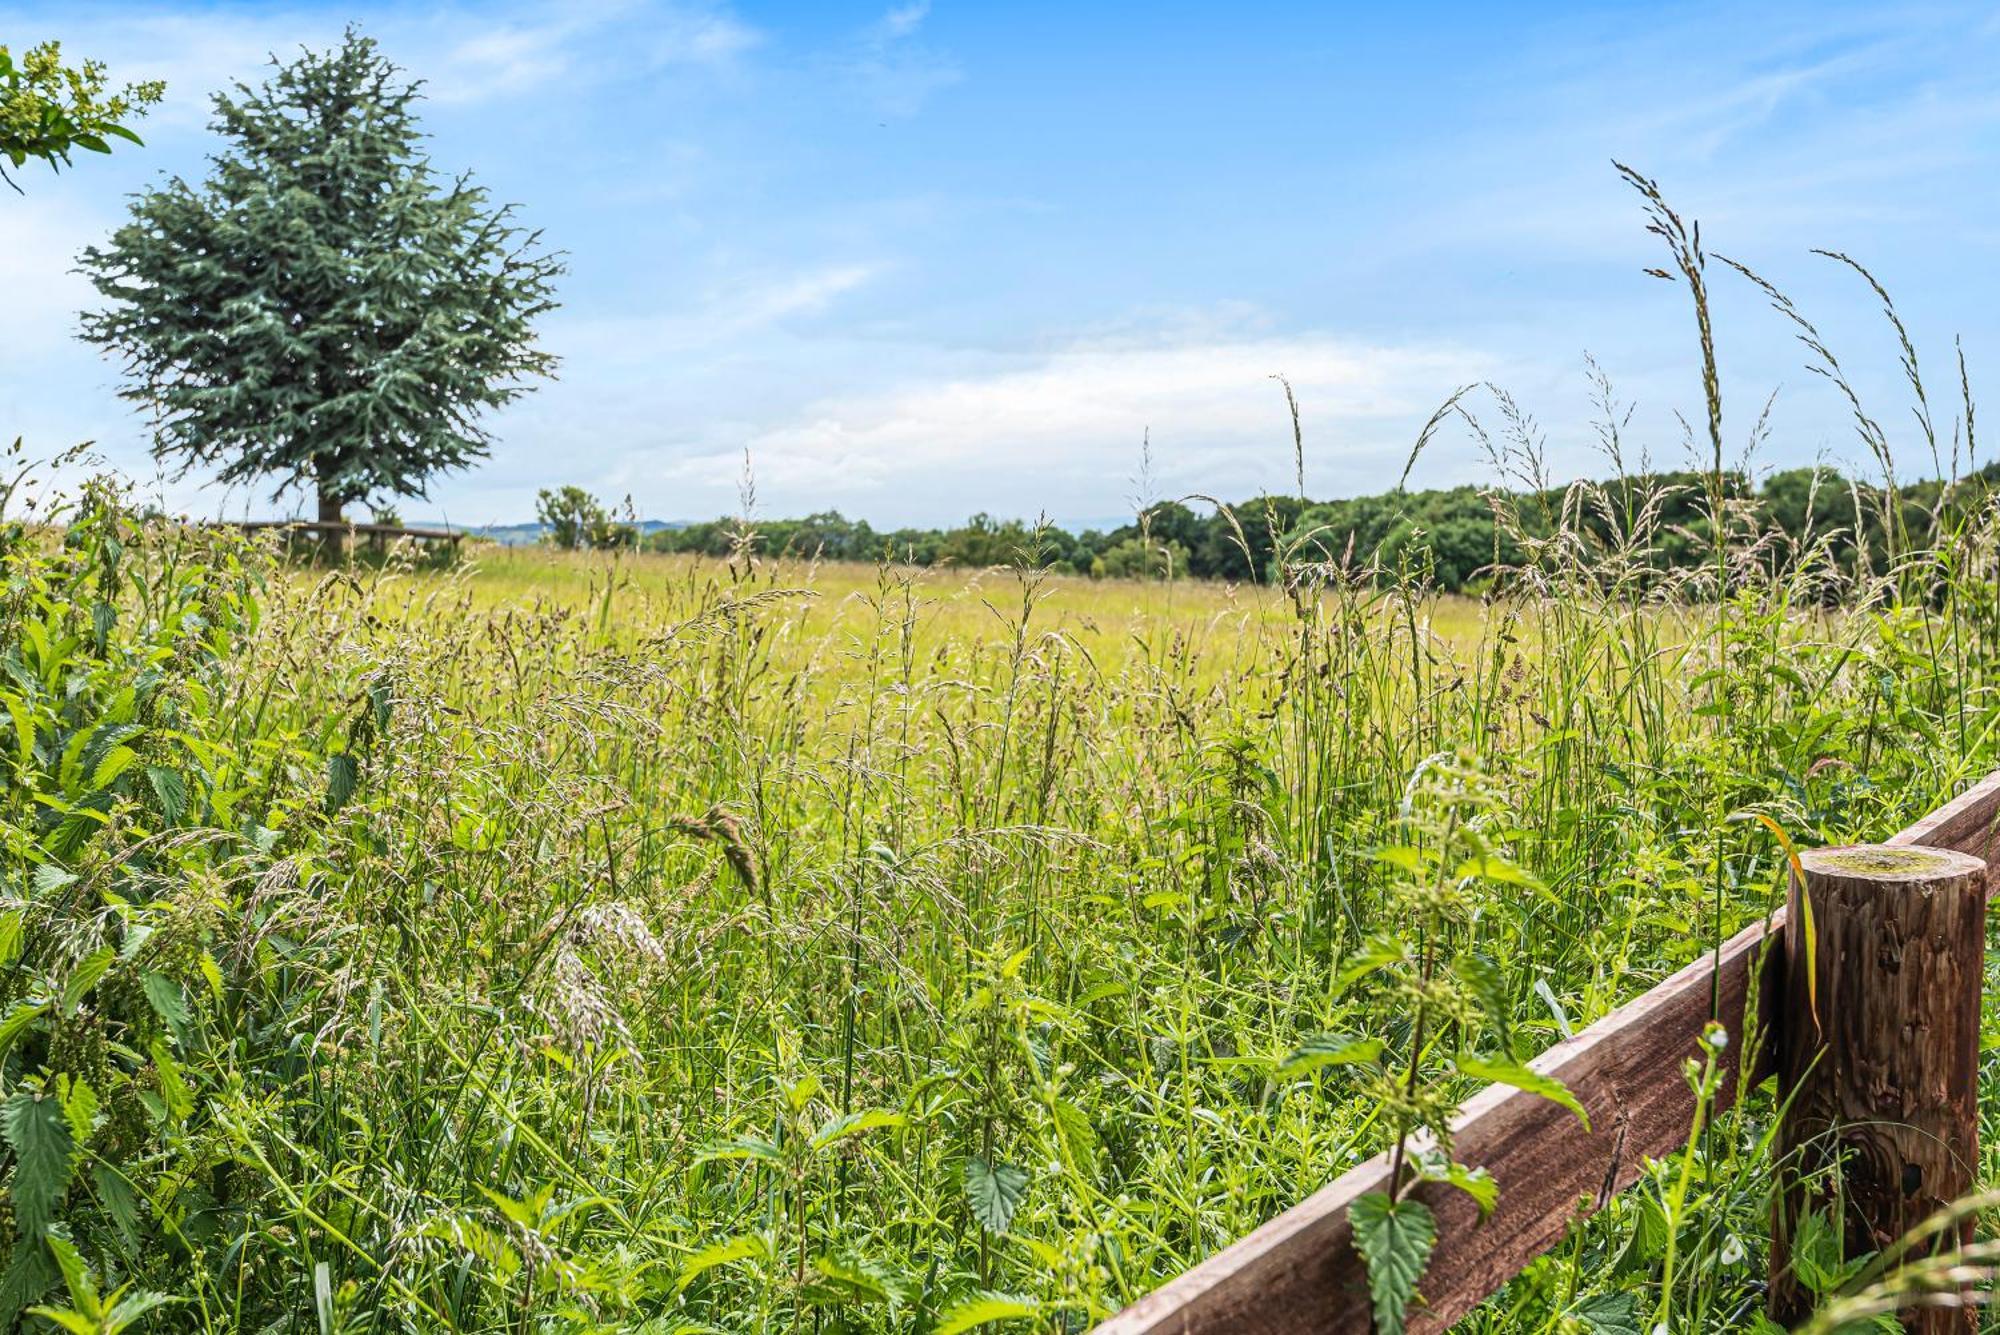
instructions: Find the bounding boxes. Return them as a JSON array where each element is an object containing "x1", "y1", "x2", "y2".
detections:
[{"x1": 78, "y1": 31, "x2": 562, "y2": 527}]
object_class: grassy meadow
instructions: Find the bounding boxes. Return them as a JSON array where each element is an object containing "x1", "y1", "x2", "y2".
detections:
[{"x1": 14, "y1": 433, "x2": 2000, "y2": 1334}]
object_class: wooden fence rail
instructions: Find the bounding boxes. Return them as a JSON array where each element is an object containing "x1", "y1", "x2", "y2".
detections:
[
  {"x1": 1093, "y1": 770, "x2": 2000, "y2": 1335},
  {"x1": 214, "y1": 520, "x2": 467, "y2": 547}
]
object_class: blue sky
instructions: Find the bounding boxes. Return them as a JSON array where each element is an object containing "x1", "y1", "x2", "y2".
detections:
[{"x1": 4, "y1": 1, "x2": 2000, "y2": 528}]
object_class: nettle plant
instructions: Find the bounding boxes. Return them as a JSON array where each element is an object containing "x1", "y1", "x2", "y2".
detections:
[{"x1": 1293, "y1": 753, "x2": 1586, "y2": 1333}]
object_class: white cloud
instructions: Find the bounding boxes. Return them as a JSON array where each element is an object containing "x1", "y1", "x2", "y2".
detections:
[
  {"x1": 875, "y1": 2, "x2": 931, "y2": 42},
  {"x1": 425, "y1": 1, "x2": 759, "y2": 103},
  {"x1": 548, "y1": 262, "x2": 885, "y2": 363},
  {"x1": 841, "y1": 0, "x2": 959, "y2": 119},
  {"x1": 646, "y1": 328, "x2": 1495, "y2": 522}
]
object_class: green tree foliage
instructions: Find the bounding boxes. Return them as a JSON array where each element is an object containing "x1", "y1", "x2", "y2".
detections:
[
  {"x1": 77, "y1": 30, "x2": 562, "y2": 534},
  {"x1": 0, "y1": 41, "x2": 162, "y2": 189},
  {"x1": 537, "y1": 485, "x2": 608, "y2": 551},
  {"x1": 535, "y1": 485, "x2": 634, "y2": 550},
  {"x1": 645, "y1": 464, "x2": 2000, "y2": 590}
]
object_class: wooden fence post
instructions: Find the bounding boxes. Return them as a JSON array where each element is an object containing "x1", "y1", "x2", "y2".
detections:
[{"x1": 1770, "y1": 843, "x2": 1987, "y2": 1331}]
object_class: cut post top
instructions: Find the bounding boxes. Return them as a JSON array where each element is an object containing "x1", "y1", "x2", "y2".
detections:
[{"x1": 1798, "y1": 843, "x2": 1987, "y2": 883}]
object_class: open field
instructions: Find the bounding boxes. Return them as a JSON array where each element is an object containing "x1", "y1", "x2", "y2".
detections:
[{"x1": 15, "y1": 491, "x2": 2000, "y2": 1332}]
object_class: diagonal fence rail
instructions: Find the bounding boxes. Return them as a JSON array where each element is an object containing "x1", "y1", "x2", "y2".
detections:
[{"x1": 1092, "y1": 770, "x2": 2000, "y2": 1335}]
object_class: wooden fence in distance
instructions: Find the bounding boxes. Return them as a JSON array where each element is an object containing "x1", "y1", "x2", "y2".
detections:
[
  {"x1": 218, "y1": 519, "x2": 466, "y2": 551},
  {"x1": 1092, "y1": 770, "x2": 2000, "y2": 1334}
]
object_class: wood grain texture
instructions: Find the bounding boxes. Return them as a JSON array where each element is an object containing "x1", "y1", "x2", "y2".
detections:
[
  {"x1": 1769, "y1": 844, "x2": 1987, "y2": 1332},
  {"x1": 1091, "y1": 774, "x2": 2000, "y2": 1335}
]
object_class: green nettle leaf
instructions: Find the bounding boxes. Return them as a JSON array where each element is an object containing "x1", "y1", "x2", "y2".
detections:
[
  {"x1": 91, "y1": 1164, "x2": 143, "y2": 1246},
  {"x1": 149, "y1": 1040, "x2": 194, "y2": 1125},
  {"x1": 1791, "y1": 1208, "x2": 1869, "y2": 1294},
  {"x1": 965, "y1": 1156, "x2": 1029, "y2": 1236},
  {"x1": 1412, "y1": 1151, "x2": 1497, "y2": 1220},
  {"x1": 675, "y1": 1233, "x2": 769, "y2": 1294},
  {"x1": 141, "y1": 972, "x2": 191, "y2": 1031},
  {"x1": 325, "y1": 752, "x2": 359, "y2": 814},
  {"x1": 1280, "y1": 1031, "x2": 1387, "y2": 1075},
  {"x1": 91, "y1": 743, "x2": 138, "y2": 788},
  {"x1": 146, "y1": 764, "x2": 187, "y2": 825},
  {"x1": 801, "y1": 1252, "x2": 905, "y2": 1309},
  {"x1": 1568, "y1": 1291, "x2": 1643, "y2": 1334},
  {"x1": 1454, "y1": 1055, "x2": 1589, "y2": 1130},
  {"x1": 1451, "y1": 952, "x2": 1515, "y2": 1057},
  {"x1": 1, "y1": 1090, "x2": 76, "y2": 1236},
  {"x1": 0, "y1": 911, "x2": 22, "y2": 968},
  {"x1": 932, "y1": 1292, "x2": 1043, "y2": 1334},
  {"x1": 808, "y1": 1108, "x2": 904, "y2": 1151},
  {"x1": 1050, "y1": 1098, "x2": 1098, "y2": 1176},
  {"x1": 60, "y1": 947, "x2": 115, "y2": 1013},
  {"x1": 29, "y1": 864, "x2": 78, "y2": 896},
  {"x1": 1349, "y1": 1192, "x2": 1436, "y2": 1335}
]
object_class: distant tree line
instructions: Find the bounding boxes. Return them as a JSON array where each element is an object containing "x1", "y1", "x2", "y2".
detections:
[
  {"x1": 588, "y1": 463, "x2": 1992, "y2": 591},
  {"x1": 530, "y1": 463, "x2": 2000, "y2": 589}
]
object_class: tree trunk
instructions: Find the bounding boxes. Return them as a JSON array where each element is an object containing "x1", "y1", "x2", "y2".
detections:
[
  {"x1": 318, "y1": 484, "x2": 346, "y2": 559},
  {"x1": 1770, "y1": 843, "x2": 1986, "y2": 1332}
]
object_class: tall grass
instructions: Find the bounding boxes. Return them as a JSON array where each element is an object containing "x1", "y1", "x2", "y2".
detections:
[{"x1": 8, "y1": 193, "x2": 2000, "y2": 1334}]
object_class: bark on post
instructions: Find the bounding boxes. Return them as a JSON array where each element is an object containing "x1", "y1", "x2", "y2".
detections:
[{"x1": 1770, "y1": 843, "x2": 1987, "y2": 1331}]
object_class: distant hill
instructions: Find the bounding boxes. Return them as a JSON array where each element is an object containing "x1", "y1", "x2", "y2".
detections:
[{"x1": 460, "y1": 519, "x2": 688, "y2": 546}]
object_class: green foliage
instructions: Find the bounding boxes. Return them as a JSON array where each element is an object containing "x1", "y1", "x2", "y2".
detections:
[
  {"x1": 0, "y1": 41, "x2": 162, "y2": 188},
  {"x1": 27, "y1": 1233, "x2": 178, "y2": 1335},
  {"x1": 1, "y1": 1088, "x2": 73, "y2": 1237},
  {"x1": 535, "y1": 484, "x2": 633, "y2": 550},
  {"x1": 965, "y1": 1156, "x2": 1029, "y2": 1236},
  {"x1": 22, "y1": 187, "x2": 2000, "y2": 1335},
  {"x1": 1350, "y1": 1192, "x2": 1437, "y2": 1334},
  {"x1": 76, "y1": 29, "x2": 562, "y2": 517},
  {"x1": 646, "y1": 461, "x2": 2000, "y2": 592}
]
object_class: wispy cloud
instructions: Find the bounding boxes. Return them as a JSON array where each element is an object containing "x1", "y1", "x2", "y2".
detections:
[
  {"x1": 839, "y1": 0, "x2": 959, "y2": 119},
  {"x1": 425, "y1": 1, "x2": 759, "y2": 103},
  {"x1": 643, "y1": 325, "x2": 1496, "y2": 523}
]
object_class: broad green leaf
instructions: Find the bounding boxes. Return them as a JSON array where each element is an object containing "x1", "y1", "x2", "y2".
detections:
[
  {"x1": 92, "y1": 1164, "x2": 143, "y2": 1246},
  {"x1": 149, "y1": 1040, "x2": 194, "y2": 1124},
  {"x1": 1050, "y1": 1098, "x2": 1097, "y2": 1176},
  {"x1": 1, "y1": 1090, "x2": 76, "y2": 1235},
  {"x1": 933, "y1": 1293, "x2": 1042, "y2": 1334},
  {"x1": 146, "y1": 765, "x2": 187, "y2": 825},
  {"x1": 101, "y1": 1288, "x2": 181, "y2": 1333},
  {"x1": 58, "y1": 1076, "x2": 98, "y2": 1152},
  {"x1": 676, "y1": 1233, "x2": 768, "y2": 1294},
  {"x1": 325, "y1": 752, "x2": 359, "y2": 814},
  {"x1": 0, "y1": 1000, "x2": 48, "y2": 1062},
  {"x1": 801, "y1": 1252, "x2": 904, "y2": 1308},
  {"x1": 0, "y1": 911, "x2": 22, "y2": 968},
  {"x1": 417, "y1": 1215, "x2": 521, "y2": 1286},
  {"x1": 1567, "y1": 1291, "x2": 1642, "y2": 1335},
  {"x1": 1455, "y1": 1055, "x2": 1589, "y2": 1130},
  {"x1": 1349, "y1": 1192, "x2": 1436, "y2": 1335},
  {"x1": 43, "y1": 1232, "x2": 95, "y2": 1315},
  {"x1": 60, "y1": 947, "x2": 115, "y2": 1013},
  {"x1": 142, "y1": 973, "x2": 191, "y2": 1031},
  {"x1": 1451, "y1": 852, "x2": 1544, "y2": 891},
  {"x1": 1279, "y1": 1032, "x2": 1386, "y2": 1075},
  {"x1": 965, "y1": 1156, "x2": 1028, "y2": 1236},
  {"x1": 809, "y1": 1108, "x2": 904, "y2": 1151},
  {"x1": 1371, "y1": 844, "x2": 1434, "y2": 876},
  {"x1": 1412, "y1": 1152, "x2": 1497, "y2": 1220},
  {"x1": 694, "y1": 1135, "x2": 780, "y2": 1164},
  {"x1": 91, "y1": 744, "x2": 138, "y2": 788}
]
